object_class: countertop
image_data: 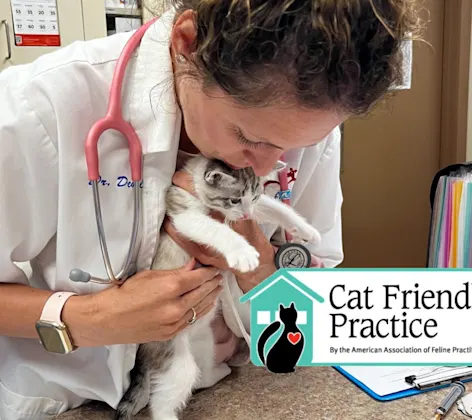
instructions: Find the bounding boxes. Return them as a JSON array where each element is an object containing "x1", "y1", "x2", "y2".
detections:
[{"x1": 57, "y1": 365, "x2": 471, "y2": 420}]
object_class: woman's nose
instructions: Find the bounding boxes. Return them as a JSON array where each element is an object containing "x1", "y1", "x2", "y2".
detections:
[{"x1": 244, "y1": 149, "x2": 284, "y2": 176}]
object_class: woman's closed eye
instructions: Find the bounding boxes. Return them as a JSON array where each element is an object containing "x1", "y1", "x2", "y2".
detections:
[
  {"x1": 237, "y1": 133, "x2": 262, "y2": 149},
  {"x1": 233, "y1": 126, "x2": 284, "y2": 151},
  {"x1": 233, "y1": 127, "x2": 263, "y2": 149}
]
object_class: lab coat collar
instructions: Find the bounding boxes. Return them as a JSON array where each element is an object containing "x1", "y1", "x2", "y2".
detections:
[{"x1": 126, "y1": 9, "x2": 181, "y2": 155}]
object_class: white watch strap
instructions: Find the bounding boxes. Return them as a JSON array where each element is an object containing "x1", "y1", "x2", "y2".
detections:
[{"x1": 40, "y1": 291, "x2": 77, "y2": 324}]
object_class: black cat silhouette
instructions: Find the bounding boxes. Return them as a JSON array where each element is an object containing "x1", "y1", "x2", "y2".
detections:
[{"x1": 257, "y1": 302, "x2": 305, "y2": 373}]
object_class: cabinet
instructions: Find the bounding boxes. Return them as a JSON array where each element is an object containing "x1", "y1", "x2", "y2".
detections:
[
  {"x1": 0, "y1": 0, "x2": 87, "y2": 71},
  {"x1": 104, "y1": 1, "x2": 142, "y2": 36}
]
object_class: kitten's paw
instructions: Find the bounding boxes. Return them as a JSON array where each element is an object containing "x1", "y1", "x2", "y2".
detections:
[
  {"x1": 290, "y1": 223, "x2": 321, "y2": 246},
  {"x1": 196, "y1": 363, "x2": 232, "y2": 389},
  {"x1": 226, "y1": 246, "x2": 260, "y2": 272}
]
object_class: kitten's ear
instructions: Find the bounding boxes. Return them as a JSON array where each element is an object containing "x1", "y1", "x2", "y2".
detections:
[
  {"x1": 204, "y1": 170, "x2": 233, "y2": 185},
  {"x1": 290, "y1": 302, "x2": 295, "y2": 309},
  {"x1": 279, "y1": 303, "x2": 284, "y2": 311},
  {"x1": 273, "y1": 160, "x2": 287, "y2": 172}
]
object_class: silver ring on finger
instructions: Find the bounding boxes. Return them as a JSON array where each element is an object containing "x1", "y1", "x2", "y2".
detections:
[{"x1": 187, "y1": 307, "x2": 197, "y2": 325}]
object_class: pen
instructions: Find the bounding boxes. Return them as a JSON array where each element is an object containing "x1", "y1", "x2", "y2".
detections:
[
  {"x1": 434, "y1": 381, "x2": 465, "y2": 420},
  {"x1": 405, "y1": 366, "x2": 472, "y2": 390}
]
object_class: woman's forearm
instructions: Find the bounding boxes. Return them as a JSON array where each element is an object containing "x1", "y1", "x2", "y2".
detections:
[
  {"x1": 1, "y1": 266, "x2": 223, "y2": 348},
  {"x1": 0, "y1": 283, "x2": 99, "y2": 347}
]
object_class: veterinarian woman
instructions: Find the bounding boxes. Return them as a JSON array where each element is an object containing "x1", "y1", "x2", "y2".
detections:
[{"x1": 0, "y1": 1, "x2": 422, "y2": 418}]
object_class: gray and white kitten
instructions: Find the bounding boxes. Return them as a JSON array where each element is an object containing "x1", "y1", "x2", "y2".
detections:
[{"x1": 115, "y1": 154, "x2": 321, "y2": 420}]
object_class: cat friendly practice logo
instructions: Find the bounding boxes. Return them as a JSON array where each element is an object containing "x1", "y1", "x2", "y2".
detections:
[{"x1": 240, "y1": 268, "x2": 472, "y2": 372}]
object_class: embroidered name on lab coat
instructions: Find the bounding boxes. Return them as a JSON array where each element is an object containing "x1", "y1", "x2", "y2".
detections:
[{"x1": 88, "y1": 175, "x2": 144, "y2": 188}]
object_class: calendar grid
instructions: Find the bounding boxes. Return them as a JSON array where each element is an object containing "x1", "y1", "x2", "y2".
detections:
[{"x1": 10, "y1": 0, "x2": 61, "y2": 47}]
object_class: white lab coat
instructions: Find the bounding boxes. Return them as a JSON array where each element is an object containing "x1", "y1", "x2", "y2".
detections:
[{"x1": 0, "y1": 10, "x2": 343, "y2": 420}]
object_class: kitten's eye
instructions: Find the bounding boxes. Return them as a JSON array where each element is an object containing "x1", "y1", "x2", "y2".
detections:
[{"x1": 230, "y1": 198, "x2": 241, "y2": 205}]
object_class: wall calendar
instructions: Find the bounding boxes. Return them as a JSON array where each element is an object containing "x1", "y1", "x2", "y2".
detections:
[{"x1": 10, "y1": 0, "x2": 60, "y2": 47}]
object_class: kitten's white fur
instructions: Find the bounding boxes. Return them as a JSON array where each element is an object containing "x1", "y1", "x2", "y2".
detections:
[{"x1": 120, "y1": 155, "x2": 321, "y2": 420}]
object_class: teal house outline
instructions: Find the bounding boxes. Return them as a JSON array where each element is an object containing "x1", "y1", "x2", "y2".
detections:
[{"x1": 240, "y1": 269, "x2": 324, "y2": 367}]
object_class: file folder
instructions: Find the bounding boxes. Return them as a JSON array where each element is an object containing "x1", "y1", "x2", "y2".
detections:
[
  {"x1": 427, "y1": 162, "x2": 472, "y2": 268},
  {"x1": 334, "y1": 366, "x2": 472, "y2": 401}
]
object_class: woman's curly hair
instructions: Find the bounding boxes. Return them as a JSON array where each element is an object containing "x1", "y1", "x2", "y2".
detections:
[{"x1": 168, "y1": 0, "x2": 425, "y2": 115}]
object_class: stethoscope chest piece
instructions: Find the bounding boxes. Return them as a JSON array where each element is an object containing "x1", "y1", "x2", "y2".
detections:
[{"x1": 274, "y1": 243, "x2": 311, "y2": 269}]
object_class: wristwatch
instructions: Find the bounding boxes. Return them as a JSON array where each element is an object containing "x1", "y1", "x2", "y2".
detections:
[{"x1": 35, "y1": 291, "x2": 77, "y2": 354}]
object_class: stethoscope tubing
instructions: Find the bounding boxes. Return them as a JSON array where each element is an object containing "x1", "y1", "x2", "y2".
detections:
[{"x1": 69, "y1": 20, "x2": 157, "y2": 285}]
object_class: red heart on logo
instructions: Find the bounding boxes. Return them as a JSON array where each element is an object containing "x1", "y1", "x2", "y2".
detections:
[{"x1": 287, "y1": 332, "x2": 301, "y2": 345}]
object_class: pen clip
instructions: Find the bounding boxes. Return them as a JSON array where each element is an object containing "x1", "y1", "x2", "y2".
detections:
[
  {"x1": 413, "y1": 374, "x2": 472, "y2": 391},
  {"x1": 405, "y1": 375, "x2": 416, "y2": 385},
  {"x1": 404, "y1": 367, "x2": 472, "y2": 390}
]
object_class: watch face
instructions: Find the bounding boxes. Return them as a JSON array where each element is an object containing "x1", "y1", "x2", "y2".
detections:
[
  {"x1": 275, "y1": 244, "x2": 311, "y2": 268},
  {"x1": 36, "y1": 322, "x2": 74, "y2": 354}
]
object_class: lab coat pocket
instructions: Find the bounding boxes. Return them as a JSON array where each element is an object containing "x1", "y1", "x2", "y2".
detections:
[{"x1": 0, "y1": 379, "x2": 64, "y2": 420}]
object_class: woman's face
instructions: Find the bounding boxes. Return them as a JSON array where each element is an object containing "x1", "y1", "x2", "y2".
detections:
[
  {"x1": 170, "y1": 11, "x2": 345, "y2": 176},
  {"x1": 178, "y1": 82, "x2": 345, "y2": 176}
]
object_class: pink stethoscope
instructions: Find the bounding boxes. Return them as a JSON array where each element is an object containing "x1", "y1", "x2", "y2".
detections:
[{"x1": 69, "y1": 19, "x2": 307, "y2": 286}]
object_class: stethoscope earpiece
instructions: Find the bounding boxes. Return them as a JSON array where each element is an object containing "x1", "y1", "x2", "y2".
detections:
[
  {"x1": 69, "y1": 262, "x2": 137, "y2": 284},
  {"x1": 69, "y1": 269, "x2": 91, "y2": 283}
]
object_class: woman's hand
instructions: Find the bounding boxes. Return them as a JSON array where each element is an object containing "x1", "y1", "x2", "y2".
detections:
[
  {"x1": 163, "y1": 171, "x2": 277, "y2": 293},
  {"x1": 64, "y1": 259, "x2": 222, "y2": 347}
]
